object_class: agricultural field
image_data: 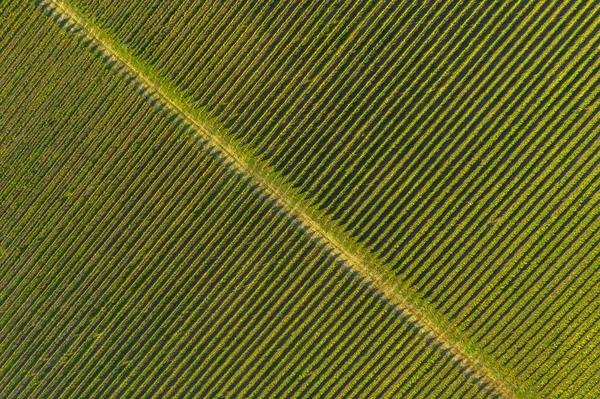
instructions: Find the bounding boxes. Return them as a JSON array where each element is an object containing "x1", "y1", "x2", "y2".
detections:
[{"x1": 1, "y1": 0, "x2": 600, "y2": 398}]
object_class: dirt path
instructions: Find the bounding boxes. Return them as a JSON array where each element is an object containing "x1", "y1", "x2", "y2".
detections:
[{"x1": 44, "y1": 0, "x2": 518, "y2": 397}]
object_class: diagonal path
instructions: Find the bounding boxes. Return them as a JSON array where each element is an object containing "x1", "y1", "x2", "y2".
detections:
[{"x1": 42, "y1": 0, "x2": 518, "y2": 397}]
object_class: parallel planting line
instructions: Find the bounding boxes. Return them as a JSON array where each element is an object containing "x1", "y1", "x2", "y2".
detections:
[{"x1": 43, "y1": 0, "x2": 517, "y2": 397}]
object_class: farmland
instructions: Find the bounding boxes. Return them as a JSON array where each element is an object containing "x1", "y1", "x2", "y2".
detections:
[
  {"x1": 2, "y1": 0, "x2": 600, "y2": 397},
  {"x1": 0, "y1": 1, "x2": 500, "y2": 398}
]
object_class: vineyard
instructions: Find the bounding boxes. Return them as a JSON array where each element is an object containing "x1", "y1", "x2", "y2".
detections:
[{"x1": 1, "y1": 0, "x2": 600, "y2": 398}]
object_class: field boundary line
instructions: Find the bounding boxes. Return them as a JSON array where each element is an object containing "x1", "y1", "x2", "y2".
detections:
[{"x1": 42, "y1": 0, "x2": 519, "y2": 397}]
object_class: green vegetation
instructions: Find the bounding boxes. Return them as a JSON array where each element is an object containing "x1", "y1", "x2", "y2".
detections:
[
  {"x1": 0, "y1": 1, "x2": 498, "y2": 398},
  {"x1": 2, "y1": 0, "x2": 600, "y2": 397}
]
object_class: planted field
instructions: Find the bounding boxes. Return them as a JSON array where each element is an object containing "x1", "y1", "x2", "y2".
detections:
[
  {"x1": 59, "y1": 0, "x2": 600, "y2": 396},
  {"x1": 2, "y1": 0, "x2": 600, "y2": 397},
  {"x1": 0, "y1": 1, "x2": 500, "y2": 398}
]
